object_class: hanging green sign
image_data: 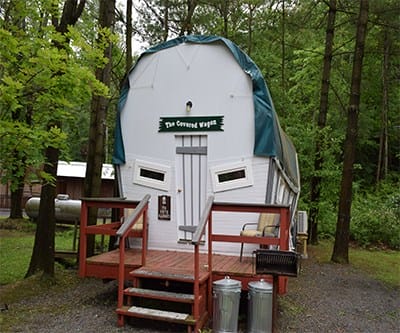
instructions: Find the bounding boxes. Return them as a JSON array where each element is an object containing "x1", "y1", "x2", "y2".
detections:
[{"x1": 159, "y1": 116, "x2": 224, "y2": 132}]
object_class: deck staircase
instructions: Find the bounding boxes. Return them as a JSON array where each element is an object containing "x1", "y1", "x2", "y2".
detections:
[
  {"x1": 116, "y1": 266, "x2": 211, "y2": 332},
  {"x1": 79, "y1": 195, "x2": 293, "y2": 331}
]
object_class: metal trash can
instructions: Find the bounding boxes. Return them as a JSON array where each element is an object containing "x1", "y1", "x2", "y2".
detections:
[
  {"x1": 213, "y1": 276, "x2": 242, "y2": 333},
  {"x1": 247, "y1": 279, "x2": 273, "y2": 333}
]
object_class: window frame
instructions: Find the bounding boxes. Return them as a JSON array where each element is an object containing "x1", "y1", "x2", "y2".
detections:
[
  {"x1": 133, "y1": 159, "x2": 171, "y2": 191},
  {"x1": 210, "y1": 160, "x2": 253, "y2": 192}
]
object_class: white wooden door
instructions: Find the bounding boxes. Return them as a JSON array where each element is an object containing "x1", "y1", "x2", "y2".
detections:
[{"x1": 175, "y1": 135, "x2": 207, "y2": 242}]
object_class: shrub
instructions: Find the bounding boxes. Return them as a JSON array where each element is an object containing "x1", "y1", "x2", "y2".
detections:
[
  {"x1": 317, "y1": 201, "x2": 337, "y2": 239},
  {"x1": 350, "y1": 183, "x2": 400, "y2": 249}
]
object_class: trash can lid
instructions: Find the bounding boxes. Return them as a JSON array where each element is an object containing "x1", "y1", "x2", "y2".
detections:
[
  {"x1": 248, "y1": 279, "x2": 273, "y2": 292},
  {"x1": 213, "y1": 276, "x2": 241, "y2": 290}
]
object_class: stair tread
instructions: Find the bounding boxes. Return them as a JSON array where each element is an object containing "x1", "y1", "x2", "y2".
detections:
[
  {"x1": 117, "y1": 305, "x2": 195, "y2": 324},
  {"x1": 125, "y1": 287, "x2": 195, "y2": 302},
  {"x1": 131, "y1": 266, "x2": 210, "y2": 283}
]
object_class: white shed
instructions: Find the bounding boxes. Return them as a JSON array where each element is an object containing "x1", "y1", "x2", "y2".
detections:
[{"x1": 112, "y1": 35, "x2": 300, "y2": 256}]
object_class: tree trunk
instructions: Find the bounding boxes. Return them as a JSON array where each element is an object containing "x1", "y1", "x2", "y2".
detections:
[
  {"x1": 126, "y1": 0, "x2": 133, "y2": 73},
  {"x1": 83, "y1": 0, "x2": 115, "y2": 257},
  {"x1": 332, "y1": 0, "x2": 369, "y2": 264},
  {"x1": 163, "y1": 0, "x2": 169, "y2": 42},
  {"x1": 309, "y1": 0, "x2": 336, "y2": 244},
  {"x1": 9, "y1": 179, "x2": 24, "y2": 219},
  {"x1": 25, "y1": 146, "x2": 58, "y2": 278},
  {"x1": 281, "y1": 0, "x2": 285, "y2": 95},
  {"x1": 376, "y1": 29, "x2": 390, "y2": 183},
  {"x1": 25, "y1": 0, "x2": 86, "y2": 279},
  {"x1": 179, "y1": 0, "x2": 198, "y2": 36},
  {"x1": 247, "y1": 4, "x2": 255, "y2": 56},
  {"x1": 222, "y1": 0, "x2": 229, "y2": 38}
]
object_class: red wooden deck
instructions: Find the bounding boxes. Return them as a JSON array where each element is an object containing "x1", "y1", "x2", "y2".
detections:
[
  {"x1": 78, "y1": 196, "x2": 293, "y2": 332},
  {"x1": 85, "y1": 248, "x2": 276, "y2": 290}
]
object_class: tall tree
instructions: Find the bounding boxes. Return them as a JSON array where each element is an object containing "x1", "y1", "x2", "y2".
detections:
[
  {"x1": 26, "y1": 0, "x2": 86, "y2": 278},
  {"x1": 126, "y1": 0, "x2": 133, "y2": 72},
  {"x1": 179, "y1": 0, "x2": 198, "y2": 36},
  {"x1": 218, "y1": 0, "x2": 230, "y2": 37},
  {"x1": 376, "y1": 29, "x2": 390, "y2": 183},
  {"x1": 309, "y1": 0, "x2": 337, "y2": 244},
  {"x1": 83, "y1": 0, "x2": 115, "y2": 257},
  {"x1": 135, "y1": 0, "x2": 202, "y2": 44},
  {"x1": 332, "y1": 0, "x2": 369, "y2": 264},
  {"x1": 1, "y1": 1, "x2": 31, "y2": 219},
  {"x1": 281, "y1": 0, "x2": 285, "y2": 92}
]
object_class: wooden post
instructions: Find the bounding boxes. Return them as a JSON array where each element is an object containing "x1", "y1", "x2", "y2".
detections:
[
  {"x1": 193, "y1": 244, "x2": 200, "y2": 332},
  {"x1": 78, "y1": 200, "x2": 88, "y2": 277},
  {"x1": 272, "y1": 274, "x2": 279, "y2": 333},
  {"x1": 142, "y1": 207, "x2": 148, "y2": 266},
  {"x1": 118, "y1": 234, "x2": 126, "y2": 309},
  {"x1": 207, "y1": 211, "x2": 213, "y2": 318}
]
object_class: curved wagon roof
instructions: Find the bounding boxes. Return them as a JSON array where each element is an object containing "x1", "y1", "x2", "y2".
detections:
[{"x1": 113, "y1": 35, "x2": 299, "y2": 190}]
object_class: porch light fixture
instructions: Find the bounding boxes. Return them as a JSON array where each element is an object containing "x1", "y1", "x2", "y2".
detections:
[{"x1": 186, "y1": 100, "x2": 193, "y2": 112}]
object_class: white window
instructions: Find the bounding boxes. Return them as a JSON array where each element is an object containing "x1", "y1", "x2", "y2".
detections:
[
  {"x1": 210, "y1": 160, "x2": 253, "y2": 192},
  {"x1": 133, "y1": 160, "x2": 171, "y2": 191}
]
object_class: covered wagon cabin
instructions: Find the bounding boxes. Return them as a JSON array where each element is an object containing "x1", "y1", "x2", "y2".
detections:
[{"x1": 78, "y1": 35, "x2": 300, "y2": 332}]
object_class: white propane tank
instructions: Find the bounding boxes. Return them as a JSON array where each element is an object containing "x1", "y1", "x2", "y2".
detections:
[{"x1": 25, "y1": 194, "x2": 81, "y2": 223}]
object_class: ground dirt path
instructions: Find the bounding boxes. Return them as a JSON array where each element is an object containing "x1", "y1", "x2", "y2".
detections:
[
  {"x1": 276, "y1": 246, "x2": 400, "y2": 332},
  {"x1": 2, "y1": 246, "x2": 399, "y2": 333}
]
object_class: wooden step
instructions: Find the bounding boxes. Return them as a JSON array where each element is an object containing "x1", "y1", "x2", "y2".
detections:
[
  {"x1": 131, "y1": 266, "x2": 210, "y2": 283},
  {"x1": 124, "y1": 287, "x2": 195, "y2": 303},
  {"x1": 116, "y1": 305, "x2": 196, "y2": 325}
]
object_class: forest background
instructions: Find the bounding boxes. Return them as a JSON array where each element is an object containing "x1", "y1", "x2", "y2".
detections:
[{"x1": 0, "y1": 0, "x2": 399, "y2": 277}]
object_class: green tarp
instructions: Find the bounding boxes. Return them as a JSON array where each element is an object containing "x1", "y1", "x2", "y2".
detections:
[{"x1": 113, "y1": 35, "x2": 299, "y2": 189}]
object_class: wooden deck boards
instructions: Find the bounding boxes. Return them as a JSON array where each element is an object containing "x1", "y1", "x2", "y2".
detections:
[{"x1": 85, "y1": 249, "x2": 256, "y2": 281}]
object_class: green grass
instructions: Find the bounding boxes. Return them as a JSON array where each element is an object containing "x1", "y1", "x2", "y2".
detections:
[
  {"x1": 350, "y1": 248, "x2": 400, "y2": 287},
  {"x1": 55, "y1": 227, "x2": 78, "y2": 250},
  {"x1": 0, "y1": 219, "x2": 79, "y2": 285},
  {"x1": 309, "y1": 239, "x2": 400, "y2": 288},
  {"x1": 0, "y1": 230, "x2": 34, "y2": 284},
  {"x1": 1, "y1": 220, "x2": 399, "y2": 288},
  {"x1": 0, "y1": 218, "x2": 111, "y2": 285}
]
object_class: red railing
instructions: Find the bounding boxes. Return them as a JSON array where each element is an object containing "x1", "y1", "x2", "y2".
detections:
[
  {"x1": 210, "y1": 202, "x2": 290, "y2": 251},
  {"x1": 80, "y1": 195, "x2": 292, "y2": 331},
  {"x1": 79, "y1": 197, "x2": 144, "y2": 278},
  {"x1": 78, "y1": 196, "x2": 150, "y2": 276},
  {"x1": 192, "y1": 198, "x2": 292, "y2": 325},
  {"x1": 115, "y1": 194, "x2": 150, "y2": 309},
  {"x1": 191, "y1": 195, "x2": 214, "y2": 326}
]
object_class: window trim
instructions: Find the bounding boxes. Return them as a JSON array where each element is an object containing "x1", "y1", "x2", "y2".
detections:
[
  {"x1": 210, "y1": 160, "x2": 253, "y2": 192},
  {"x1": 133, "y1": 159, "x2": 171, "y2": 191}
]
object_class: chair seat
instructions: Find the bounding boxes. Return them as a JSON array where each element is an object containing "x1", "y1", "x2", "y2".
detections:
[
  {"x1": 125, "y1": 211, "x2": 143, "y2": 232},
  {"x1": 132, "y1": 221, "x2": 143, "y2": 231},
  {"x1": 241, "y1": 230, "x2": 262, "y2": 237},
  {"x1": 239, "y1": 213, "x2": 280, "y2": 261}
]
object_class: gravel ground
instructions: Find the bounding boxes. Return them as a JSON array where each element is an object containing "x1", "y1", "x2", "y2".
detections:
[
  {"x1": 277, "y1": 252, "x2": 400, "y2": 332},
  {"x1": 2, "y1": 248, "x2": 399, "y2": 333}
]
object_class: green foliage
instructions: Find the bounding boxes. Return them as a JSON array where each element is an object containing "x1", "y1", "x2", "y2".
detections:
[
  {"x1": 0, "y1": 0, "x2": 110, "y2": 188},
  {"x1": 0, "y1": 121, "x2": 52, "y2": 189},
  {"x1": 0, "y1": 0, "x2": 398, "y2": 251},
  {"x1": 315, "y1": 200, "x2": 337, "y2": 239},
  {"x1": 129, "y1": 0, "x2": 400, "y2": 249},
  {"x1": 313, "y1": 178, "x2": 400, "y2": 249},
  {"x1": 350, "y1": 180, "x2": 400, "y2": 249}
]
